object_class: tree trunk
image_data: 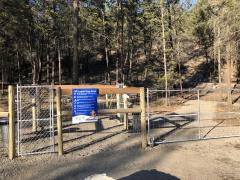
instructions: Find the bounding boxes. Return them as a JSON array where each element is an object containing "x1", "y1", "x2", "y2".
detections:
[
  {"x1": 52, "y1": 59, "x2": 55, "y2": 85},
  {"x1": 1, "y1": 57, "x2": 4, "y2": 95},
  {"x1": 167, "y1": 2, "x2": 173, "y2": 49},
  {"x1": 37, "y1": 54, "x2": 42, "y2": 84},
  {"x1": 120, "y1": 0, "x2": 124, "y2": 83},
  {"x1": 116, "y1": 59, "x2": 119, "y2": 83},
  {"x1": 47, "y1": 44, "x2": 50, "y2": 84},
  {"x1": 161, "y1": 0, "x2": 168, "y2": 105},
  {"x1": 227, "y1": 26, "x2": 232, "y2": 105},
  {"x1": 58, "y1": 42, "x2": 61, "y2": 85},
  {"x1": 32, "y1": 60, "x2": 36, "y2": 85},
  {"x1": 72, "y1": 0, "x2": 79, "y2": 84},
  {"x1": 177, "y1": 41, "x2": 183, "y2": 92},
  {"x1": 16, "y1": 45, "x2": 21, "y2": 84},
  {"x1": 213, "y1": 20, "x2": 216, "y2": 74},
  {"x1": 116, "y1": 0, "x2": 120, "y2": 84},
  {"x1": 129, "y1": 40, "x2": 133, "y2": 82},
  {"x1": 217, "y1": 27, "x2": 221, "y2": 84},
  {"x1": 103, "y1": 1, "x2": 110, "y2": 84}
]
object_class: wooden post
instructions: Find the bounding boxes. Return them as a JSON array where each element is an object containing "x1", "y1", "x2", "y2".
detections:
[
  {"x1": 36, "y1": 88, "x2": 39, "y2": 122},
  {"x1": 105, "y1": 94, "x2": 109, "y2": 108},
  {"x1": 140, "y1": 88, "x2": 147, "y2": 148},
  {"x1": 56, "y1": 87, "x2": 63, "y2": 155},
  {"x1": 124, "y1": 97, "x2": 128, "y2": 130},
  {"x1": 8, "y1": 85, "x2": 15, "y2": 160},
  {"x1": 32, "y1": 98, "x2": 37, "y2": 132},
  {"x1": 116, "y1": 94, "x2": 120, "y2": 119}
]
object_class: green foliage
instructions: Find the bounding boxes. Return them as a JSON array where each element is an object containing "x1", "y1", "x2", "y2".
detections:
[
  {"x1": 0, "y1": 0, "x2": 202, "y2": 88},
  {"x1": 192, "y1": 2, "x2": 214, "y2": 56}
]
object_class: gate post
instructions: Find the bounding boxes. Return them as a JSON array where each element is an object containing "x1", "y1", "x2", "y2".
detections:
[
  {"x1": 56, "y1": 87, "x2": 63, "y2": 156},
  {"x1": 116, "y1": 94, "x2": 120, "y2": 119},
  {"x1": 105, "y1": 94, "x2": 109, "y2": 108},
  {"x1": 32, "y1": 98, "x2": 37, "y2": 132},
  {"x1": 8, "y1": 85, "x2": 15, "y2": 160},
  {"x1": 147, "y1": 88, "x2": 150, "y2": 142},
  {"x1": 123, "y1": 97, "x2": 128, "y2": 130},
  {"x1": 140, "y1": 88, "x2": 147, "y2": 148},
  {"x1": 198, "y1": 89, "x2": 201, "y2": 140}
]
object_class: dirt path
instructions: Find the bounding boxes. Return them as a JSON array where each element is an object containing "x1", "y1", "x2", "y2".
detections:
[
  {"x1": 2, "y1": 134, "x2": 240, "y2": 180},
  {"x1": 1, "y1": 97, "x2": 240, "y2": 180},
  {"x1": 1, "y1": 93, "x2": 240, "y2": 179},
  {"x1": 149, "y1": 99, "x2": 219, "y2": 142}
]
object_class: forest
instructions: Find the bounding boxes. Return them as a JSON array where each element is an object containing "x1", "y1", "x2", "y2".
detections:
[{"x1": 0, "y1": 0, "x2": 240, "y2": 89}]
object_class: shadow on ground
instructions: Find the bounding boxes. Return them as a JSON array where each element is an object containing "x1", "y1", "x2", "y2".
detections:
[
  {"x1": 149, "y1": 112, "x2": 197, "y2": 143},
  {"x1": 13, "y1": 124, "x2": 184, "y2": 180},
  {"x1": 118, "y1": 169, "x2": 179, "y2": 180}
]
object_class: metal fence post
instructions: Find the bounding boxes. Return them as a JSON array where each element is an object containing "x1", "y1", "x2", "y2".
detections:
[
  {"x1": 8, "y1": 85, "x2": 15, "y2": 160},
  {"x1": 140, "y1": 88, "x2": 147, "y2": 148},
  {"x1": 105, "y1": 94, "x2": 109, "y2": 108},
  {"x1": 50, "y1": 86, "x2": 55, "y2": 152},
  {"x1": 147, "y1": 88, "x2": 150, "y2": 144},
  {"x1": 123, "y1": 97, "x2": 128, "y2": 130},
  {"x1": 56, "y1": 87, "x2": 63, "y2": 155},
  {"x1": 32, "y1": 98, "x2": 37, "y2": 132},
  {"x1": 16, "y1": 84, "x2": 20, "y2": 156},
  {"x1": 198, "y1": 89, "x2": 201, "y2": 140}
]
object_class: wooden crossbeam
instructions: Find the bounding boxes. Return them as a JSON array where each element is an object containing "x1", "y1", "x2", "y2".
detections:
[
  {"x1": 54, "y1": 85, "x2": 140, "y2": 95},
  {"x1": 0, "y1": 111, "x2": 8, "y2": 118},
  {"x1": 61, "y1": 108, "x2": 141, "y2": 116},
  {"x1": 99, "y1": 108, "x2": 141, "y2": 114}
]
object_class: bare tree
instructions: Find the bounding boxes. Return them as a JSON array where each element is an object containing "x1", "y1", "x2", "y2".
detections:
[
  {"x1": 160, "y1": 0, "x2": 168, "y2": 105},
  {"x1": 72, "y1": 0, "x2": 79, "y2": 84}
]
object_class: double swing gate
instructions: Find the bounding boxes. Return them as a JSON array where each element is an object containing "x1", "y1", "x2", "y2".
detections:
[
  {"x1": 17, "y1": 85, "x2": 55, "y2": 156},
  {"x1": 147, "y1": 88, "x2": 240, "y2": 146}
]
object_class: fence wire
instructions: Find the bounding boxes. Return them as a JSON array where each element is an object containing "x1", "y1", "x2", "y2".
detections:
[
  {"x1": 147, "y1": 88, "x2": 240, "y2": 145},
  {"x1": 199, "y1": 88, "x2": 240, "y2": 139},
  {"x1": 0, "y1": 94, "x2": 8, "y2": 158},
  {"x1": 0, "y1": 123, "x2": 8, "y2": 158},
  {"x1": 17, "y1": 85, "x2": 54, "y2": 156},
  {"x1": 13, "y1": 85, "x2": 141, "y2": 156}
]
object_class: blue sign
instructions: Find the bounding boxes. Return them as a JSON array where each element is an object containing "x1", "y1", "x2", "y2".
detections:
[{"x1": 72, "y1": 88, "x2": 98, "y2": 123}]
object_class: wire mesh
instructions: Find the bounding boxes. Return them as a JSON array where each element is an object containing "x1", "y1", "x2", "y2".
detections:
[
  {"x1": 147, "y1": 88, "x2": 240, "y2": 145},
  {"x1": 199, "y1": 88, "x2": 240, "y2": 139},
  {"x1": 147, "y1": 89, "x2": 199, "y2": 144},
  {"x1": 0, "y1": 93, "x2": 8, "y2": 158},
  {"x1": 0, "y1": 122, "x2": 8, "y2": 158},
  {"x1": 17, "y1": 85, "x2": 55, "y2": 156}
]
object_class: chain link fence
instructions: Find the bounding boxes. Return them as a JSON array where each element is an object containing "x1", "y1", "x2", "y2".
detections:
[
  {"x1": 0, "y1": 120, "x2": 8, "y2": 158},
  {"x1": 0, "y1": 93, "x2": 8, "y2": 158},
  {"x1": 147, "y1": 88, "x2": 240, "y2": 146},
  {"x1": 199, "y1": 88, "x2": 240, "y2": 139},
  {"x1": 2, "y1": 85, "x2": 142, "y2": 157},
  {"x1": 17, "y1": 85, "x2": 55, "y2": 156}
]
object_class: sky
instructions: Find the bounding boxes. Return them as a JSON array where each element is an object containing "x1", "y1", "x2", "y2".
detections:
[
  {"x1": 180, "y1": 0, "x2": 197, "y2": 9},
  {"x1": 180, "y1": 0, "x2": 197, "y2": 6},
  {"x1": 191, "y1": 0, "x2": 197, "y2": 5}
]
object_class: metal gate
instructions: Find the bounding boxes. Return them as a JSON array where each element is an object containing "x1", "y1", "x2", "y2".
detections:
[
  {"x1": 147, "y1": 88, "x2": 240, "y2": 146},
  {"x1": 17, "y1": 85, "x2": 55, "y2": 156}
]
